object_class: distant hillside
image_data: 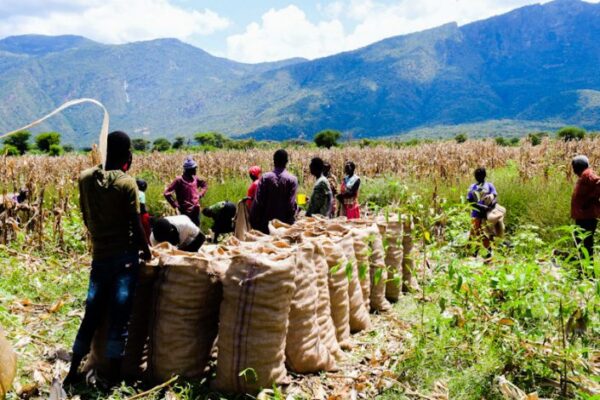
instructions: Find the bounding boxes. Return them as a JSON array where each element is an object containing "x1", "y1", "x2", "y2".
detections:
[{"x1": 0, "y1": 0, "x2": 599, "y2": 144}]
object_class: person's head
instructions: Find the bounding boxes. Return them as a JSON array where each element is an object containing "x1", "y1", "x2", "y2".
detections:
[
  {"x1": 106, "y1": 131, "x2": 132, "y2": 171},
  {"x1": 474, "y1": 167, "x2": 487, "y2": 184},
  {"x1": 183, "y1": 157, "x2": 197, "y2": 176},
  {"x1": 136, "y1": 178, "x2": 148, "y2": 193},
  {"x1": 309, "y1": 157, "x2": 325, "y2": 178},
  {"x1": 152, "y1": 217, "x2": 179, "y2": 246},
  {"x1": 323, "y1": 162, "x2": 332, "y2": 178},
  {"x1": 273, "y1": 149, "x2": 289, "y2": 169},
  {"x1": 248, "y1": 166, "x2": 262, "y2": 181},
  {"x1": 17, "y1": 188, "x2": 28, "y2": 203},
  {"x1": 572, "y1": 155, "x2": 590, "y2": 176},
  {"x1": 344, "y1": 161, "x2": 356, "y2": 177}
]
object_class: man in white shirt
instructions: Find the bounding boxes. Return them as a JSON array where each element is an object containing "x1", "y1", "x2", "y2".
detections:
[{"x1": 150, "y1": 215, "x2": 205, "y2": 252}]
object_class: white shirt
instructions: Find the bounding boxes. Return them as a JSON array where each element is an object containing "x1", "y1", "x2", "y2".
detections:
[{"x1": 150, "y1": 215, "x2": 200, "y2": 247}]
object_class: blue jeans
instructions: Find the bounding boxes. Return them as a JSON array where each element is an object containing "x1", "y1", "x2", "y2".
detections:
[{"x1": 72, "y1": 252, "x2": 139, "y2": 359}]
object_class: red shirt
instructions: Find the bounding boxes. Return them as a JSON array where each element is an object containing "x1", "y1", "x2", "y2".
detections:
[
  {"x1": 571, "y1": 168, "x2": 600, "y2": 220},
  {"x1": 246, "y1": 180, "x2": 259, "y2": 207},
  {"x1": 164, "y1": 175, "x2": 208, "y2": 214}
]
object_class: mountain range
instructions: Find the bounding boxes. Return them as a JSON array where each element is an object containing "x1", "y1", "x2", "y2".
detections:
[{"x1": 1, "y1": 0, "x2": 600, "y2": 144}]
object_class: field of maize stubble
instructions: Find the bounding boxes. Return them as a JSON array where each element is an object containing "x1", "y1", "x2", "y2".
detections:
[{"x1": 0, "y1": 138, "x2": 598, "y2": 399}]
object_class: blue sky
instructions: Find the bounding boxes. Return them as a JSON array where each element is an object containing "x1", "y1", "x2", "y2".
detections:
[{"x1": 1, "y1": 0, "x2": 597, "y2": 62}]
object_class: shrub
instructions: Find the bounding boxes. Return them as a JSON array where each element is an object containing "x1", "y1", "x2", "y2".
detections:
[
  {"x1": 35, "y1": 132, "x2": 61, "y2": 152},
  {"x1": 49, "y1": 144, "x2": 64, "y2": 157},
  {"x1": 3, "y1": 131, "x2": 30, "y2": 155},
  {"x1": 495, "y1": 137, "x2": 508, "y2": 146},
  {"x1": 152, "y1": 138, "x2": 171, "y2": 152},
  {"x1": 172, "y1": 136, "x2": 187, "y2": 150},
  {"x1": 132, "y1": 138, "x2": 150, "y2": 152},
  {"x1": 557, "y1": 126, "x2": 586, "y2": 142},
  {"x1": 314, "y1": 129, "x2": 342, "y2": 148},
  {"x1": 510, "y1": 137, "x2": 520, "y2": 146},
  {"x1": 195, "y1": 132, "x2": 230, "y2": 148},
  {"x1": 454, "y1": 134, "x2": 467, "y2": 144},
  {"x1": 63, "y1": 144, "x2": 75, "y2": 153},
  {"x1": 1, "y1": 144, "x2": 19, "y2": 156},
  {"x1": 527, "y1": 133, "x2": 542, "y2": 146}
]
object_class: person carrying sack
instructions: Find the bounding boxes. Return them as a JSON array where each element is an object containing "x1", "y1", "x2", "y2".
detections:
[{"x1": 467, "y1": 167, "x2": 499, "y2": 258}]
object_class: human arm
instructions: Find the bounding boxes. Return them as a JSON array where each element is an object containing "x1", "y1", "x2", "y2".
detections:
[
  {"x1": 337, "y1": 178, "x2": 361, "y2": 200},
  {"x1": 125, "y1": 180, "x2": 151, "y2": 260},
  {"x1": 197, "y1": 179, "x2": 208, "y2": 198},
  {"x1": 78, "y1": 178, "x2": 89, "y2": 229},
  {"x1": 163, "y1": 179, "x2": 180, "y2": 210}
]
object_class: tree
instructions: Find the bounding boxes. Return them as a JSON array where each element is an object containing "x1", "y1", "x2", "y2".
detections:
[
  {"x1": 528, "y1": 133, "x2": 542, "y2": 146},
  {"x1": 152, "y1": 138, "x2": 171, "y2": 152},
  {"x1": 35, "y1": 132, "x2": 61, "y2": 153},
  {"x1": 510, "y1": 137, "x2": 520, "y2": 146},
  {"x1": 314, "y1": 129, "x2": 342, "y2": 148},
  {"x1": 3, "y1": 131, "x2": 30, "y2": 155},
  {"x1": 1, "y1": 145, "x2": 19, "y2": 156},
  {"x1": 495, "y1": 137, "x2": 508, "y2": 146},
  {"x1": 132, "y1": 138, "x2": 150, "y2": 152},
  {"x1": 63, "y1": 144, "x2": 75, "y2": 153},
  {"x1": 172, "y1": 136, "x2": 187, "y2": 150},
  {"x1": 194, "y1": 132, "x2": 230, "y2": 148},
  {"x1": 557, "y1": 126, "x2": 586, "y2": 142},
  {"x1": 454, "y1": 133, "x2": 467, "y2": 144},
  {"x1": 49, "y1": 144, "x2": 64, "y2": 157}
]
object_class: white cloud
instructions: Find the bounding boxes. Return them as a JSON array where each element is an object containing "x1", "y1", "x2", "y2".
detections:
[
  {"x1": 227, "y1": 5, "x2": 346, "y2": 63},
  {"x1": 0, "y1": 0, "x2": 230, "y2": 44},
  {"x1": 227, "y1": 0, "x2": 600, "y2": 63}
]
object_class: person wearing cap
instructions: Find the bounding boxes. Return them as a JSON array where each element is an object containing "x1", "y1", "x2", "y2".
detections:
[
  {"x1": 250, "y1": 149, "x2": 298, "y2": 234},
  {"x1": 246, "y1": 166, "x2": 262, "y2": 208},
  {"x1": 571, "y1": 155, "x2": 600, "y2": 262},
  {"x1": 164, "y1": 157, "x2": 208, "y2": 226}
]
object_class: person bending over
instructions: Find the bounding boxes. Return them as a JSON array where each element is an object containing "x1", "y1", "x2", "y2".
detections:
[
  {"x1": 202, "y1": 201, "x2": 237, "y2": 242},
  {"x1": 150, "y1": 215, "x2": 205, "y2": 252},
  {"x1": 64, "y1": 131, "x2": 151, "y2": 387}
]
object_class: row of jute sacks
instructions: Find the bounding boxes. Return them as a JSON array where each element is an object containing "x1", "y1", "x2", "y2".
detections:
[{"x1": 85, "y1": 215, "x2": 419, "y2": 394}]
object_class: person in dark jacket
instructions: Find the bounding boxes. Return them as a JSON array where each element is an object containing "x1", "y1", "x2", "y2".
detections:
[
  {"x1": 306, "y1": 157, "x2": 332, "y2": 217},
  {"x1": 571, "y1": 155, "x2": 600, "y2": 262},
  {"x1": 250, "y1": 149, "x2": 298, "y2": 234},
  {"x1": 203, "y1": 201, "x2": 237, "y2": 242}
]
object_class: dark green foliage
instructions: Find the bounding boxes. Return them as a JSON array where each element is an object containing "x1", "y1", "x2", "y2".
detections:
[
  {"x1": 495, "y1": 137, "x2": 508, "y2": 146},
  {"x1": 3, "y1": 131, "x2": 30, "y2": 155},
  {"x1": 510, "y1": 137, "x2": 520, "y2": 146},
  {"x1": 152, "y1": 138, "x2": 171, "y2": 152},
  {"x1": 194, "y1": 132, "x2": 230, "y2": 148},
  {"x1": 557, "y1": 126, "x2": 586, "y2": 142},
  {"x1": 48, "y1": 144, "x2": 63, "y2": 156},
  {"x1": 35, "y1": 132, "x2": 61, "y2": 152},
  {"x1": 527, "y1": 133, "x2": 543, "y2": 146},
  {"x1": 62, "y1": 144, "x2": 75, "y2": 153},
  {"x1": 314, "y1": 129, "x2": 341, "y2": 148},
  {"x1": 281, "y1": 139, "x2": 311, "y2": 148},
  {"x1": 132, "y1": 138, "x2": 150, "y2": 152},
  {"x1": 0, "y1": 144, "x2": 19, "y2": 156},
  {"x1": 455, "y1": 134, "x2": 467, "y2": 143},
  {"x1": 172, "y1": 136, "x2": 187, "y2": 150}
]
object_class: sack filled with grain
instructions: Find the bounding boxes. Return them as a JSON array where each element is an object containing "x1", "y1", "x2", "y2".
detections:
[
  {"x1": 285, "y1": 242, "x2": 337, "y2": 373},
  {"x1": 381, "y1": 219, "x2": 403, "y2": 302},
  {"x1": 0, "y1": 325, "x2": 17, "y2": 399},
  {"x1": 83, "y1": 261, "x2": 158, "y2": 382},
  {"x1": 402, "y1": 216, "x2": 420, "y2": 293},
  {"x1": 149, "y1": 249, "x2": 222, "y2": 382},
  {"x1": 348, "y1": 226, "x2": 372, "y2": 310},
  {"x1": 331, "y1": 232, "x2": 371, "y2": 333},
  {"x1": 212, "y1": 250, "x2": 296, "y2": 394},
  {"x1": 367, "y1": 223, "x2": 392, "y2": 312}
]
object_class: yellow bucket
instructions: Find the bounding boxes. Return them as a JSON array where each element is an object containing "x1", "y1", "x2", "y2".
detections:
[{"x1": 297, "y1": 193, "x2": 307, "y2": 206}]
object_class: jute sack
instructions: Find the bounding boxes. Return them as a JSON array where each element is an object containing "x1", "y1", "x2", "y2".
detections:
[
  {"x1": 402, "y1": 216, "x2": 420, "y2": 293},
  {"x1": 0, "y1": 326, "x2": 17, "y2": 399},
  {"x1": 149, "y1": 250, "x2": 222, "y2": 382},
  {"x1": 367, "y1": 224, "x2": 392, "y2": 312},
  {"x1": 382, "y1": 220, "x2": 403, "y2": 302},
  {"x1": 212, "y1": 251, "x2": 296, "y2": 394},
  {"x1": 286, "y1": 242, "x2": 337, "y2": 373},
  {"x1": 320, "y1": 237, "x2": 352, "y2": 349},
  {"x1": 83, "y1": 262, "x2": 158, "y2": 381},
  {"x1": 333, "y1": 233, "x2": 372, "y2": 333},
  {"x1": 234, "y1": 200, "x2": 251, "y2": 240},
  {"x1": 310, "y1": 240, "x2": 343, "y2": 359},
  {"x1": 349, "y1": 227, "x2": 372, "y2": 310}
]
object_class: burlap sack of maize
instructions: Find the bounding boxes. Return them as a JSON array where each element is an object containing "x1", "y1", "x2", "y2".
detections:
[
  {"x1": 83, "y1": 261, "x2": 158, "y2": 381},
  {"x1": 320, "y1": 237, "x2": 352, "y2": 349},
  {"x1": 212, "y1": 251, "x2": 296, "y2": 394},
  {"x1": 382, "y1": 220, "x2": 403, "y2": 302},
  {"x1": 0, "y1": 326, "x2": 17, "y2": 399},
  {"x1": 286, "y1": 242, "x2": 337, "y2": 373},
  {"x1": 311, "y1": 240, "x2": 343, "y2": 359},
  {"x1": 234, "y1": 200, "x2": 252, "y2": 240},
  {"x1": 348, "y1": 227, "x2": 372, "y2": 310},
  {"x1": 402, "y1": 216, "x2": 420, "y2": 293},
  {"x1": 367, "y1": 223, "x2": 392, "y2": 312},
  {"x1": 149, "y1": 250, "x2": 222, "y2": 382},
  {"x1": 333, "y1": 233, "x2": 372, "y2": 333}
]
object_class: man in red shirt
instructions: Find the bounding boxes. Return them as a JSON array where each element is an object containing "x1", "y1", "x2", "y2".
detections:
[
  {"x1": 164, "y1": 157, "x2": 208, "y2": 226},
  {"x1": 246, "y1": 166, "x2": 261, "y2": 208},
  {"x1": 571, "y1": 155, "x2": 600, "y2": 262}
]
